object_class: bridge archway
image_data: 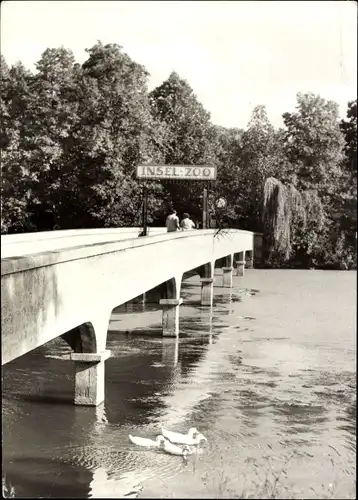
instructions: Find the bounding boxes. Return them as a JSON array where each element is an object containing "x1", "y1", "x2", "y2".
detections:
[
  {"x1": 61, "y1": 322, "x2": 98, "y2": 354},
  {"x1": 159, "y1": 276, "x2": 182, "y2": 301},
  {"x1": 182, "y1": 261, "x2": 214, "y2": 281}
]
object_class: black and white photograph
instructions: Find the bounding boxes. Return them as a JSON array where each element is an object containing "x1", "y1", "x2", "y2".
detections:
[{"x1": 1, "y1": 0, "x2": 356, "y2": 498}]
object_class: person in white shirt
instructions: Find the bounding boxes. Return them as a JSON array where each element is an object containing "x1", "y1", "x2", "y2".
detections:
[
  {"x1": 166, "y1": 209, "x2": 180, "y2": 232},
  {"x1": 180, "y1": 213, "x2": 196, "y2": 231}
]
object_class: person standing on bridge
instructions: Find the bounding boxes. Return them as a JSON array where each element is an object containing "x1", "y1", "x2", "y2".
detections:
[
  {"x1": 180, "y1": 213, "x2": 196, "y2": 231},
  {"x1": 166, "y1": 208, "x2": 180, "y2": 232}
]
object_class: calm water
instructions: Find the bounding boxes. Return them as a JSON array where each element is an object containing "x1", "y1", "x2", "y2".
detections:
[{"x1": 2, "y1": 270, "x2": 356, "y2": 499}]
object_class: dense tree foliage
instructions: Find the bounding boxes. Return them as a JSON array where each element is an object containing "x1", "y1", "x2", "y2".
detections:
[
  {"x1": 1, "y1": 45, "x2": 356, "y2": 269},
  {"x1": 283, "y1": 93, "x2": 345, "y2": 193},
  {"x1": 238, "y1": 106, "x2": 288, "y2": 231},
  {"x1": 149, "y1": 72, "x2": 217, "y2": 223},
  {"x1": 212, "y1": 125, "x2": 244, "y2": 224},
  {"x1": 278, "y1": 93, "x2": 351, "y2": 268},
  {"x1": 340, "y1": 100, "x2": 357, "y2": 177},
  {"x1": 1, "y1": 57, "x2": 36, "y2": 232}
]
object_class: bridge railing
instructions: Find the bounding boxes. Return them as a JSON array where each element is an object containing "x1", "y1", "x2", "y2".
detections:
[
  {"x1": 1, "y1": 227, "x2": 167, "y2": 259},
  {"x1": 1, "y1": 227, "x2": 167, "y2": 244},
  {"x1": 1, "y1": 228, "x2": 254, "y2": 276}
]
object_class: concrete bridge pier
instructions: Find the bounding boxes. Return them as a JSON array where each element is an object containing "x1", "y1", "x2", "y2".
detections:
[
  {"x1": 222, "y1": 255, "x2": 234, "y2": 287},
  {"x1": 200, "y1": 278, "x2": 214, "y2": 305},
  {"x1": 160, "y1": 298, "x2": 183, "y2": 336},
  {"x1": 236, "y1": 251, "x2": 246, "y2": 276},
  {"x1": 62, "y1": 319, "x2": 111, "y2": 406},
  {"x1": 254, "y1": 233, "x2": 263, "y2": 267},
  {"x1": 71, "y1": 350, "x2": 111, "y2": 406},
  {"x1": 245, "y1": 250, "x2": 254, "y2": 268},
  {"x1": 199, "y1": 262, "x2": 215, "y2": 306},
  {"x1": 159, "y1": 276, "x2": 183, "y2": 337}
]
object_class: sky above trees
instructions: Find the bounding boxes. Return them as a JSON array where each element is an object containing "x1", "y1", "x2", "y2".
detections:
[{"x1": 1, "y1": 0, "x2": 356, "y2": 129}]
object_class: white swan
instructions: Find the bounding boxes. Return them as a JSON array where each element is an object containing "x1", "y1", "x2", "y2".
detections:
[
  {"x1": 161, "y1": 427, "x2": 207, "y2": 445},
  {"x1": 162, "y1": 440, "x2": 192, "y2": 457},
  {"x1": 129, "y1": 434, "x2": 192, "y2": 458},
  {"x1": 129, "y1": 434, "x2": 166, "y2": 449}
]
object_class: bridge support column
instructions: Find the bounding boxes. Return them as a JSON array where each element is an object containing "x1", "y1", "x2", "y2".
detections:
[
  {"x1": 200, "y1": 278, "x2": 214, "y2": 306},
  {"x1": 236, "y1": 251, "x2": 245, "y2": 276},
  {"x1": 254, "y1": 233, "x2": 263, "y2": 267},
  {"x1": 222, "y1": 267, "x2": 233, "y2": 287},
  {"x1": 159, "y1": 298, "x2": 183, "y2": 337},
  {"x1": 246, "y1": 250, "x2": 254, "y2": 269},
  {"x1": 70, "y1": 350, "x2": 111, "y2": 406}
]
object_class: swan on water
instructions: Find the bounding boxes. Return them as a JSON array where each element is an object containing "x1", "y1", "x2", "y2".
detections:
[
  {"x1": 129, "y1": 434, "x2": 166, "y2": 449},
  {"x1": 162, "y1": 440, "x2": 192, "y2": 457},
  {"x1": 161, "y1": 427, "x2": 207, "y2": 445},
  {"x1": 129, "y1": 435, "x2": 192, "y2": 458}
]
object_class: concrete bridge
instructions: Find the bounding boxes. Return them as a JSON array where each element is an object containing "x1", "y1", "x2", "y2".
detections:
[{"x1": 1, "y1": 228, "x2": 259, "y2": 406}]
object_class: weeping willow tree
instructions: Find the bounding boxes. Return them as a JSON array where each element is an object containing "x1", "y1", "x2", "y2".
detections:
[{"x1": 262, "y1": 177, "x2": 325, "y2": 266}]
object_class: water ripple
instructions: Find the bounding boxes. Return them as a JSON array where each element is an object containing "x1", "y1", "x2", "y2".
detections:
[{"x1": 2, "y1": 270, "x2": 356, "y2": 499}]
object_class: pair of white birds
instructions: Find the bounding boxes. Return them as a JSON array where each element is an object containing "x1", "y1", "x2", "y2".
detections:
[{"x1": 129, "y1": 427, "x2": 207, "y2": 457}]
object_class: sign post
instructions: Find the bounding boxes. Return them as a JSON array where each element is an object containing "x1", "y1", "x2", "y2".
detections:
[
  {"x1": 136, "y1": 165, "x2": 217, "y2": 234},
  {"x1": 202, "y1": 187, "x2": 208, "y2": 229},
  {"x1": 142, "y1": 185, "x2": 148, "y2": 236}
]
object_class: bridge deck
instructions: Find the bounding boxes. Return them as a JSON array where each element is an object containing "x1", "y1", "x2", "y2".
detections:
[{"x1": 1, "y1": 227, "x2": 167, "y2": 259}]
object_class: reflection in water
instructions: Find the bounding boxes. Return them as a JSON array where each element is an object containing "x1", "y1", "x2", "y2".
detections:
[
  {"x1": 95, "y1": 403, "x2": 108, "y2": 424},
  {"x1": 161, "y1": 338, "x2": 179, "y2": 367},
  {"x1": 199, "y1": 305, "x2": 214, "y2": 344},
  {"x1": 2, "y1": 270, "x2": 356, "y2": 499},
  {"x1": 89, "y1": 467, "x2": 143, "y2": 498}
]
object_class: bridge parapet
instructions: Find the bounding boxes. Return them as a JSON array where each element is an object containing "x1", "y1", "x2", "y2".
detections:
[{"x1": 1, "y1": 227, "x2": 167, "y2": 259}]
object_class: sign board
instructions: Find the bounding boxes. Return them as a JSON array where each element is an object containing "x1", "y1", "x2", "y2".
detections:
[{"x1": 136, "y1": 165, "x2": 216, "y2": 181}]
